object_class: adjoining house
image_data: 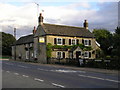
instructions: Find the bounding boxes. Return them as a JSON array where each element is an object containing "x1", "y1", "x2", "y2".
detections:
[{"x1": 12, "y1": 13, "x2": 100, "y2": 64}]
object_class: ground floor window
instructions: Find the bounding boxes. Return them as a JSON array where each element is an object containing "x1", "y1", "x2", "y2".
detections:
[
  {"x1": 26, "y1": 51, "x2": 29, "y2": 59},
  {"x1": 34, "y1": 50, "x2": 37, "y2": 58},
  {"x1": 31, "y1": 53, "x2": 34, "y2": 58},
  {"x1": 69, "y1": 52, "x2": 73, "y2": 59},
  {"x1": 84, "y1": 51, "x2": 91, "y2": 58},
  {"x1": 56, "y1": 52, "x2": 65, "y2": 59}
]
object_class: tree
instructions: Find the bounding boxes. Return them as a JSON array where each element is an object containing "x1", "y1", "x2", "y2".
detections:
[
  {"x1": 92, "y1": 29, "x2": 113, "y2": 56},
  {"x1": 1, "y1": 32, "x2": 16, "y2": 56},
  {"x1": 112, "y1": 27, "x2": 120, "y2": 57}
]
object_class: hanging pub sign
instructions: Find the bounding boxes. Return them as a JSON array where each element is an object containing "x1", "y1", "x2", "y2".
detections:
[{"x1": 39, "y1": 37, "x2": 45, "y2": 43}]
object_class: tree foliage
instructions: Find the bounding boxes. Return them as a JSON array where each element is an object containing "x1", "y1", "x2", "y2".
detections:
[
  {"x1": 92, "y1": 29, "x2": 113, "y2": 55},
  {"x1": 92, "y1": 28, "x2": 120, "y2": 70},
  {"x1": 112, "y1": 27, "x2": 120, "y2": 57},
  {"x1": 1, "y1": 32, "x2": 16, "y2": 56}
]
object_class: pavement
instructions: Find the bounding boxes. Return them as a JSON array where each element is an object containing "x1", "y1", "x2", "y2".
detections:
[{"x1": 2, "y1": 60, "x2": 120, "y2": 88}]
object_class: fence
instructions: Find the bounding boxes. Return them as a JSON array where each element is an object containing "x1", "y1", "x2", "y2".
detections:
[{"x1": 48, "y1": 58, "x2": 119, "y2": 70}]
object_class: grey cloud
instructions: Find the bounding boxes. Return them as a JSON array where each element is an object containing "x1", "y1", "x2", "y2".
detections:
[
  {"x1": 91, "y1": 2, "x2": 118, "y2": 31},
  {"x1": 62, "y1": 2, "x2": 118, "y2": 32},
  {"x1": 2, "y1": 2, "x2": 118, "y2": 39},
  {"x1": 2, "y1": 25, "x2": 34, "y2": 39},
  {"x1": 117, "y1": 2, "x2": 119, "y2": 27}
]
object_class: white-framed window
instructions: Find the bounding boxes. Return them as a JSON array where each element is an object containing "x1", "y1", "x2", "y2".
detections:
[
  {"x1": 25, "y1": 44, "x2": 29, "y2": 48},
  {"x1": 34, "y1": 50, "x2": 37, "y2": 58},
  {"x1": 56, "y1": 52, "x2": 63, "y2": 58},
  {"x1": 69, "y1": 52, "x2": 73, "y2": 59},
  {"x1": 26, "y1": 51, "x2": 29, "y2": 59},
  {"x1": 30, "y1": 43, "x2": 33, "y2": 47},
  {"x1": 84, "y1": 51, "x2": 89, "y2": 58},
  {"x1": 84, "y1": 51, "x2": 91, "y2": 58},
  {"x1": 57, "y1": 38, "x2": 63, "y2": 45},
  {"x1": 71, "y1": 39, "x2": 76, "y2": 45},
  {"x1": 69, "y1": 39, "x2": 77, "y2": 45},
  {"x1": 84, "y1": 40, "x2": 91, "y2": 46},
  {"x1": 56, "y1": 52, "x2": 65, "y2": 59},
  {"x1": 31, "y1": 53, "x2": 34, "y2": 58}
]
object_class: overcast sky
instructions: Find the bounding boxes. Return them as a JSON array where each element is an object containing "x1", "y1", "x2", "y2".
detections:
[{"x1": 0, "y1": 0, "x2": 119, "y2": 39}]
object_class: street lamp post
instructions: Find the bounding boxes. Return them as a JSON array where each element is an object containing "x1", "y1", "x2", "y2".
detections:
[{"x1": 14, "y1": 28, "x2": 16, "y2": 60}]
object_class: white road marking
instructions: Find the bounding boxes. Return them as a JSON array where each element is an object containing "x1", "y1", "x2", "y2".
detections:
[
  {"x1": 34, "y1": 78, "x2": 44, "y2": 82},
  {"x1": 14, "y1": 73, "x2": 19, "y2": 75},
  {"x1": 105, "y1": 79, "x2": 120, "y2": 83},
  {"x1": 78, "y1": 74, "x2": 120, "y2": 83},
  {"x1": 78, "y1": 74, "x2": 104, "y2": 80},
  {"x1": 38, "y1": 68, "x2": 86, "y2": 73},
  {"x1": 22, "y1": 75, "x2": 29, "y2": 77},
  {"x1": 51, "y1": 69, "x2": 86, "y2": 73},
  {"x1": 6, "y1": 71, "x2": 10, "y2": 73},
  {"x1": 52, "y1": 83, "x2": 65, "y2": 88},
  {"x1": 18, "y1": 65, "x2": 29, "y2": 68},
  {"x1": 78, "y1": 71, "x2": 86, "y2": 73},
  {"x1": 37, "y1": 68, "x2": 49, "y2": 72}
]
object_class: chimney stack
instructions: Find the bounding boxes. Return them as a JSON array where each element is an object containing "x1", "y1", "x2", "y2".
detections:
[
  {"x1": 33, "y1": 26, "x2": 36, "y2": 34},
  {"x1": 83, "y1": 20, "x2": 88, "y2": 29},
  {"x1": 38, "y1": 13, "x2": 43, "y2": 25}
]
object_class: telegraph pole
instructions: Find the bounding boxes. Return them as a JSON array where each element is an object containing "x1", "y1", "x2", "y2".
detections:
[{"x1": 14, "y1": 28, "x2": 16, "y2": 60}]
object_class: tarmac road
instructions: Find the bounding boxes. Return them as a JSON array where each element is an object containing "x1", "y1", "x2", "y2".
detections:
[{"x1": 2, "y1": 60, "x2": 120, "y2": 88}]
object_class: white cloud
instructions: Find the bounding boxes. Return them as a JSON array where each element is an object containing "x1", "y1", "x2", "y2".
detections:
[
  {"x1": 0, "y1": 2, "x2": 118, "y2": 39},
  {"x1": 0, "y1": 3, "x2": 38, "y2": 27},
  {"x1": 0, "y1": 0, "x2": 119, "y2": 3}
]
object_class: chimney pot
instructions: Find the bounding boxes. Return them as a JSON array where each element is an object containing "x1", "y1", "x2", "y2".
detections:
[
  {"x1": 33, "y1": 26, "x2": 36, "y2": 34},
  {"x1": 83, "y1": 19, "x2": 88, "y2": 29},
  {"x1": 38, "y1": 13, "x2": 43, "y2": 25}
]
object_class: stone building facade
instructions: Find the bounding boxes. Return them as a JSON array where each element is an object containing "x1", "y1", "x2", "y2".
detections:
[{"x1": 12, "y1": 13, "x2": 100, "y2": 64}]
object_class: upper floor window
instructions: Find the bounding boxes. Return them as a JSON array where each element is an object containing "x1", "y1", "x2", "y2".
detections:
[
  {"x1": 54, "y1": 38, "x2": 65, "y2": 45},
  {"x1": 71, "y1": 39, "x2": 76, "y2": 45},
  {"x1": 82, "y1": 39, "x2": 91, "y2": 46},
  {"x1": 57, "y1": 38, "x2": 62, "y2": 45},
  {"x1": 69, "y1": 39, "x2": 79, "y2": 45}
]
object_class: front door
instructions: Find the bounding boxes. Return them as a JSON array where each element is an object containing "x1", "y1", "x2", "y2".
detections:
[
  {"x1": 76, "y1": 51, "x2": 81, "y2": 59},
  {"x1": 76, "y1": 51, "x2": 81, "y2": 66}
]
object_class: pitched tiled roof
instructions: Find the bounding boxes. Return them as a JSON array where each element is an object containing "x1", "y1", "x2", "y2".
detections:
[
  {"x1": 13, "y1": 34, "x2": 33, "y2": 45},
  {"x1": 42, "y1": 23, "x2": 94, "y2": 38}
]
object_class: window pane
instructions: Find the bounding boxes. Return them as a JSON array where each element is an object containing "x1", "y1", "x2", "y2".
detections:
[
  {"x1": 57, "y1": 52, "x2": 62, "y2": 58},
  {"x1": 57, "y1": 38, "x2": 62, "y2": 45},
  {"x1": 84, "y1": 40, "x2": 89, "y2": 46},
  {"x1": 84, "y1": 52, "x2": 89, "y2": 58},
  {"x1": 72, "y1": 40, "x2": 75, "y2": 45},
  {"x1": 72, "y1": 39, "x2": 76, "y2": 45}
]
